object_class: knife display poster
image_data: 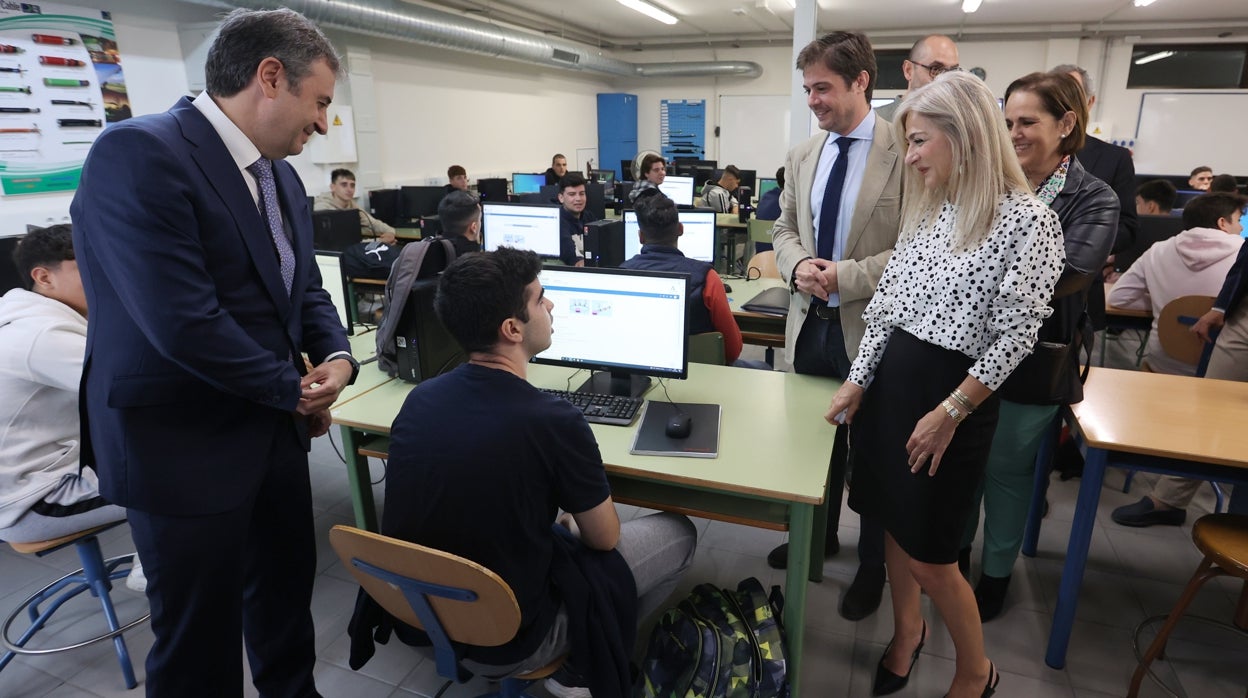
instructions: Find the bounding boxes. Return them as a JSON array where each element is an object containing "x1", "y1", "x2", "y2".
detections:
[{"x1": 660, "y1": 99, "x2": 706, "y2": 164}]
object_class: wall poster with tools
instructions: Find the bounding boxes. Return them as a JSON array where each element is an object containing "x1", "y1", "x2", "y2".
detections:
[
  {"x1": 660, "y1": 99, "x2": 706, "y2": 164},
  {"x1": 0, "y1": 3, "x2": 127, "y2": 196}
]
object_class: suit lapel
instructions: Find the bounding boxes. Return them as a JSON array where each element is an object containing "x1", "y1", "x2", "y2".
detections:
[
  {"x1": 843, "y1": 118, "x2": 898, "y2": 256},
  {"x1": 798, "y1": 132, "x2": 829, "y2": 250},
  {"x1": 172, "y1": 99, "x2": 292, "y2": 318}
]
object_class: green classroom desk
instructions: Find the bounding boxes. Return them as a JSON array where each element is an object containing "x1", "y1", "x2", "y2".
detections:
[
  {"x1": 727, "y1": 276, "x2": 788, "y2": 350},
  {"x1": 331, "y1": 330, "x2": 394, "y2": 407},
  {"x1": 329, "y1": 361, "x2": 838, "y2": 695}
]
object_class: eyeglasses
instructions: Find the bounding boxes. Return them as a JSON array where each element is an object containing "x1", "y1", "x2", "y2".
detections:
[{"x1": 909, "y1": 60, "x2": 961, "y2": 78}]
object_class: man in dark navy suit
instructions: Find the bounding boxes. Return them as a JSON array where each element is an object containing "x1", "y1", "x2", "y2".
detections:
[{"x1": 70, "y1": 9, "x2": 356, "y2": 697}]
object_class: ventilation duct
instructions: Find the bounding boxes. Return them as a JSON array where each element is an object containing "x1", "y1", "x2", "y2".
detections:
[{"x1": 180, "y1": 0, "x2": 763, "y2": 79}]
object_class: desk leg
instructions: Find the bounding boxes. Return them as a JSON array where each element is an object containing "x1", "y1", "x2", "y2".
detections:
[
  {"x1": 340, "y1": 425, "x2": 379, "y2": 532},
  {"x1": 808, "y1": 494, "x2": 828, "y2": 584},
  {"x1": 1045, "y1": 446, "x2": 1107, "y2": 669},
  {"x1": 785, "y1": 502, "x2": 813, "y2": 697},
  {"x1": 1022, "y1": 414, "x2": 1060, "y2": 557}
]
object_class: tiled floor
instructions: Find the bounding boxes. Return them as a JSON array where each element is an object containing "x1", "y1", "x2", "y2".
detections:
[{"x1": 2, "y1": 336, "x2": 1245, "y2": 697}]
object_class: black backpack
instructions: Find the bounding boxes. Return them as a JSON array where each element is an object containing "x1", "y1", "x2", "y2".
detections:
[
  {"x1": 375, "y1": 237, "x2": 458, "y2": 378},
  {"x1": 341, "y1": 241, "x2": 402, "y2": 280}
]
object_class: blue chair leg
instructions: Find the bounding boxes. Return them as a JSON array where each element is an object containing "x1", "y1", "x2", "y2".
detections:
[
  {"x1": 76, "y1": 540, "x2": 139, "y2": 689},
  {"x1": 1123, "y1": 470, "x2": 1135, "y2": 494},
  {"x1": 1212, "y1": 482, "x2": 1226, "y2": 514}
]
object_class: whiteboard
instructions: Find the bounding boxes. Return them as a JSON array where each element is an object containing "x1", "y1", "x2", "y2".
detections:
[
  {"x1": 718, "y1": 95, "x2": 791, "y2": 179},
  {"x1": 1133, "y1": 91, "x2": 1248, "y2": 176}
]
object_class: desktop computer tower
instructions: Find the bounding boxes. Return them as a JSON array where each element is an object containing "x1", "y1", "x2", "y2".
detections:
[
  {"x1": 477, "y1": 178, "x2": 508, "y2": 202},
  {"x1": 395, "y1": 278, "x2": 466, "y2": 383},
  {"x1": 584, "y1": 219, "x2": 625, "y2": 268}
]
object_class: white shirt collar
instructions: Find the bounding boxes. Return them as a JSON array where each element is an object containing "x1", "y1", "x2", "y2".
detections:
[
  {"x1": 836, "y1": 108, "x2": 876, "y2": 142},
  {"x1": 192, "y1": 90, "x2": 262, "y2": 171}
]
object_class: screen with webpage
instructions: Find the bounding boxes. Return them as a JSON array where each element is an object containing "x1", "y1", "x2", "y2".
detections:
[
  {"x1": 482, "y1": 203, "x2": 562, "y2": 257},
  {"x1": 534, "y1": 267, "x2": 688, "y2": 378},
  {"x1": 622, "y1": 209, "x2": 717, "y2": 263},
  {"x1": 658, "y1": 175, "x2": 695, "y2": 206}
]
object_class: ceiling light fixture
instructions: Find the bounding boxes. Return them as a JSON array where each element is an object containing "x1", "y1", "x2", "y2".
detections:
[
  {"x1": 962, "y1": 0, "x2": 983, "y2": 13},
  {"x1": 617, "y1": 0, "x2": 678, "y2": 25},
  {"x1": 1134, "y1": 50, "x2": 1175, "y2": 65},
  {"x1": 1133, "y1": 0, "x2": 1159, "y2": 6}
]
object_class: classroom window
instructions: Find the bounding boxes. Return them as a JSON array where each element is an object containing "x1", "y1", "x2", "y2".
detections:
[
  {"x1": 1126, "y1": 44, "x2": 1248, "y2": 89},
  {"x1": 874, "y1": 50, "x2": 910, "y2": 90}
]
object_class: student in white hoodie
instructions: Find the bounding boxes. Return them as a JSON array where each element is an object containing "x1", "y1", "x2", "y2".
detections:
[
  {"x1": 0, "y1": 225, "x2": 145, "y2": 589},
  {"x1": 1108, "y1": 191, "x2": 1247, "y2": 527}
]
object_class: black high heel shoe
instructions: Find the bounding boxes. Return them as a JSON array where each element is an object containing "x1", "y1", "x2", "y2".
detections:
[
  {"x1": 871, "y1": 620, "x2": 926, "y2": 696},
  {"x1": 942, "y1": 661, "x2": 999, "y2": 698}
]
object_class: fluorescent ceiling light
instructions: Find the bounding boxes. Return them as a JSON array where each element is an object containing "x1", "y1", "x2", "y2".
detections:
[
  {"x1": 962, "y1": 0, "x2": 983, "y2": 13},
  {"x1": 1133, "y1": 0, "x2": 1159, "y2": 6},
  {"x1": 1134, "y1": 50, "x2": 1175, "y2": 65},
  {"x1": 617, "y1": 0, "x2": 678, "y2": 25}
]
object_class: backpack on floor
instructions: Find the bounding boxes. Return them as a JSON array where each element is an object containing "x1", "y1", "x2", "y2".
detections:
[{"x1": 635, "y1": 577, "x2": 788, "y2": 698}]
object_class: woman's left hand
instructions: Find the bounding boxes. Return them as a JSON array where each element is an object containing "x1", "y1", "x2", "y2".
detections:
[{"x1": 905, "y1": 406, "x2": 958, "y2": 475}]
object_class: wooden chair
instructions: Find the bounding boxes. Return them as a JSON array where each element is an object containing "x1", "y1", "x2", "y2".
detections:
[
  {"x1": 328, "y1": 525, "x2": 564, "y2": 698},
  {"x1": 747, "y1": 249, "x2": 780, "y2": 281},
  {"x1": 1, "y1": 522, "x2": 148, "y2": 689},
  {"x1": 1128, "y1": 513, "x2": 1248, "y2": 697},
  {"x1": 689, "y1": 332, "x2": 726, "y2": 366}
]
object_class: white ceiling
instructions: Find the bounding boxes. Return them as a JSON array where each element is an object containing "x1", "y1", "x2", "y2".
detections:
[{"x1": 413, "y1": 0, "x2": 1248, "y2": 48}]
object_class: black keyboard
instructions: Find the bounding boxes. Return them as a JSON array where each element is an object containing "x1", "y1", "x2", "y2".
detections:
[{"x1": 539, "y1": 389, "x2": 644, "y2": 426}]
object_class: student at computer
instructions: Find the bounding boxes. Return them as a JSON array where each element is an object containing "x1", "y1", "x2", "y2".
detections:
[
  {"x1": 557, "y1": 172, "x2": 598, "y2": 267},
  {"x1": 1189, "y1": 166, "x2": 1213, "y2": 191},
  {"x1": 544, "y1": 153, "x2": 569, "y2": 185},
  {"x1": 756, "y1": 166, "x2": 784, "y2": 222},
  {"x1": 378, "y1": 247, "x2": 697, "y2": 698},
  {"x1": 701, "y1": 165, "x2": 741, "y2": 214},
  {"x1": 629, "y1": 153, "x2": 666, "y2": 203},
  {"x1": 620, "y1": 193, "x2": 744, "y2": 364},
  {"x1": 1210, "y1": 173, "x2": 1239, "y2": 194},
  {"x1": 444, "y1": 164, "x2": 469, "y2": 194},
  {"x1": 315, "y1": 167, "x2": 398, "y2": 244},
  {"x1": 1136, "y1": 179, "x2": 1178, "y2": 215},
  {"x1": 0, "y1": 225, "x2": 146, "y2": 590},
  {"x1": 435, "y1": 189, "x2": 483, "y2": 256}
]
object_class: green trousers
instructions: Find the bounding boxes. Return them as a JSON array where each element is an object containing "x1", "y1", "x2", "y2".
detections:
[{"x1": 962, "y1": 400, "x2": 1060, "y2": 579}]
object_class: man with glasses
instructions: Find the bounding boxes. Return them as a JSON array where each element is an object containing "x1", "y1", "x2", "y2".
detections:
[{"x1": 875, "y1": 34, "x2": 959, "y2": 123}]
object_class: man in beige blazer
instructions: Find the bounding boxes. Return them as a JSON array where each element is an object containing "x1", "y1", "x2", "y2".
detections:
[{"x1": 767, "y1": 31, "x2": 903, "y2": 623}]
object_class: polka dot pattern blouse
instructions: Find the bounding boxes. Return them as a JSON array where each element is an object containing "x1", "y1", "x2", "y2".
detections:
[{"x1": 847, "y1": 189, "x2": 1065, "y2": 391}]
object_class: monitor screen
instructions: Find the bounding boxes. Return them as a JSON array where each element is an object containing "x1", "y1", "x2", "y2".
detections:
[
  {"x1": 757, "y1": 178, "x2": 779, "y2": 198},
  {"x1": 482, "y1": 202, "x2": 562, "y2": 257},
  {"x1": 534, "y1": 266, "x2": 689, "y2": 395},
  {"x1": 658, "y1": 175, "x2": 695, "y2": 206},
  {"x1": 512, "y1": 172, "x2": 546, "y2": 194},
  {"x1": 590, "y1": 169, "x2": 616, "y2": 185},
  {"x1": 311, "y1": 209, "x2": 363, "y2": 252},
  {"x1": 399, "y1": 186, "x2": 444, "y2": 220},
  {"x1": 313, "y1": 251, "x2": 354, "y2": 335},
  {"x1": 621, "y1": 209, "x2": 717, "y2": 264}
]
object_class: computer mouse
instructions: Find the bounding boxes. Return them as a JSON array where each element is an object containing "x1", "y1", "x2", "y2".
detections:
[
  {"x1": 665, "y1": 413, "x2": 693, "y2": 439},
  {"x1": 722, "y1": 283, "x2": 733, "y2": 293}
]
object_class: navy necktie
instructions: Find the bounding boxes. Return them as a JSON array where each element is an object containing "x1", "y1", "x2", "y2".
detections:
[
  {"x1": 817, "y1": 137, "x2": 855, "y2": 262},
  {"x1": 246, "y1": 157, "x2": 295, "y2": 295}
]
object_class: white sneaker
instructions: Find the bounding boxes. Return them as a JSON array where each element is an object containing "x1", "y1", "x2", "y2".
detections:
[
  {"x1": 125, "y1": 556, "x2": 147, "y2": 593},
  {"x1": 543, "y1": 676, "x2": 591, "y2": 698}
]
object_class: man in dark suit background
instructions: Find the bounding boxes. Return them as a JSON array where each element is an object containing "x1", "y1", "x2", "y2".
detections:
[
  {"x1": 70, "y1": 9, "x2": 357, "y2": 697},
  {"x1": 1055, "y1": 64, "x2": 1139, "y2": 328}
]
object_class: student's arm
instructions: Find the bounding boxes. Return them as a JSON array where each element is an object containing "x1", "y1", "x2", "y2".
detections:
[
  {"x1": 1105, "y1": 255, "x2": 1149, "y2": 310},
  {"x1": 702, "y1": 270, "x2": 743, "y2": 363},
  {"x1": 571, "y1": 496, "x2": 621, "y2": 551}
]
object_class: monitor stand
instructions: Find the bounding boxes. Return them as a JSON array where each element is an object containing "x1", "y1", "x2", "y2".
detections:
[{"x1": 577, "y1": 370, "x2": 651, "y2": 398}]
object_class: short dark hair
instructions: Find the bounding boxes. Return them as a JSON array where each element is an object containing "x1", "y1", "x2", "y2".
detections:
[
  {"x1": 634, "y1": 193, "x2": 680, "y2": 245},
  {"x1": 721, "y1": 165, "x2": 742, "y2": 181},
  {"x1": 1182, "y1": 192, "x2": 1248, "y2": 230},
  {"x1": 437, "y1": 190, "x2": 481, "y2": 239},
  {"x1": 775, "y1": 166, "x2": 786, "y2": 190},
  {"x1": 552, "y1": 153, "x2": 566, "y2": 165},
  {"x1": 447, "y1": 165, "x2": 466, "y2": 179},
  {"x1": 331, "y1": 168, "x2": 354, "y2": 183},
  {"x1": 558, "y1": 172, "x2": 586, "y2": 192},
  {"x1": 13, "y1": 224, "x2": 73, "y2": 291},
  {"x1": 434, "y1": 247, "x2": 543, "y2": 355},
  {"x1": 1210, "y1": 174, "x2": 1239, "y2": 193},
  {"x1": 1005, "y1": 71, "x2": 1087, "y2": 156},
  {"x1": 796, "y1": 31, "x2": 878, "y2": 102},
  {"x1": 1191, "y1": 165, "x2": 1213, "y2": 178},
  {"x1": 640, "y1": 153, "x2": 666, "y2": 180},
  {"x1": 1136, "y1": 179, "x2": 1178, "y2": 211},
  {"x1": 205, "y1": 8, "x2": 340, "y2": 98}
]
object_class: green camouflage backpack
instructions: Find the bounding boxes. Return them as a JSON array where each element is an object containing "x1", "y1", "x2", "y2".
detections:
[{"x1": 635, "y1": 577, "x2": 789, "y2": 698}]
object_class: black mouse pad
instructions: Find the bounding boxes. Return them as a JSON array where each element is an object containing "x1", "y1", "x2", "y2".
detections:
[{"x1": 630, "y1": 401, "x2": 721, "y2": 458}]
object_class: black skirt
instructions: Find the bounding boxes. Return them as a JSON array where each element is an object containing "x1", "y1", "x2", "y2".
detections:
[{"x1": 847, "y1": 329, "x2": 999, "y2": 564}]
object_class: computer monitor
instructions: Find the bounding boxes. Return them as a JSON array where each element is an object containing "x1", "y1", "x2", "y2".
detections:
[
  {"x1": 476, "y1": 178, "x2": 508, "y2": 202},
  {"x1": 313, "y1": 251, "x2": 354, "y2": 335},
  {"x1": 735, "y1": 169, "x2": 757, "y2": 197},
  {"x1": 369, "y1": 188, "x2": 399, "y2": 226},
  {"x1": 0, "y1": 235, "x2": 23, "y2": 295},
  {"x1": 481, "y1": 202, "x2": 562, "y2": 257},
  {"x1": 620, "y1": 159, "x2": 635, "y2": 181},
  {"x1": 534, "y1": 266, "x2": 689, "y2": 397},
  {"x1": 511, "y1": 172, "x2": 546, "y2": 195},
  {"x1": 658, "y1": 175, "x2": 695, "y2": 207},
  {"x1": 673, "y1": 158, "x2": 716, "y2": 171},
  {"x1": 757, "y1": 178, "x2": 779, "y2": 199},
  {"x1": 311, "y1": 209, "x2": 364, "y2": 252},
  {"x1": 398, "y1": 186, "x2": 445, "y2": 226},
  {"x1": 589, "y1": 169, "x2": 616, "y2": 185},
  {"x1": 621, "y1": 208, "x2": 717, "y2": 264}
]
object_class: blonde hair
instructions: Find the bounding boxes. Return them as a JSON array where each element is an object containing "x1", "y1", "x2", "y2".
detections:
[{"x1": 894, "y1": 71, "x2": 1031, "y2": 251}]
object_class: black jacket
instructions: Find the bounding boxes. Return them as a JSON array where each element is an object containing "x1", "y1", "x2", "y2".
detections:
[
  {"x1": 999, "y1": 158, "x2": 1119, "y2": 405},
  {"x1": 1077, "y1": 136, "x2": 1138, "y2": 327}
]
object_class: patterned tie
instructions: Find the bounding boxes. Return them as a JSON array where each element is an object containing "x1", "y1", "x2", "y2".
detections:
[
  {"x1": 246, "y1": 157, "x2": 295, "y2": 295},
  {"x1": 816, "y1": 137, "x2": 855, "y2": 262}
]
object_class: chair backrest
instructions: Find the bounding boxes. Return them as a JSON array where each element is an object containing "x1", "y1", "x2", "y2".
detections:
[
  {"x1": 328, "y1": 525, "x2": 520, "y2": 648},
  {"x1": 747, "y1": 249, "x2": 780, "y2": 280},
  {"x1": 689, "y1": 331, "x2": 726, "y2": 366},
  {"x1": 747, "y1": 218, "x2": 775, "y2": 245},
  {"x1": 1156, "y1": 295, "x2": 1216, "y2": 373}
]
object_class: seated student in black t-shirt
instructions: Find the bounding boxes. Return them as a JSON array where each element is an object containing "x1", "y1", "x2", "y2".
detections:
[
  {"x1": 435, "y1": 189, "x2": 483, "y2": 257},
  {"x1": 382, "y1": 248, "x2": 697, "y2": 698}
]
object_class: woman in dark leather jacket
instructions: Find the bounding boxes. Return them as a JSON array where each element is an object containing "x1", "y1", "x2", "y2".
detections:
[{"x1": 961, "y1": 71, "x2": 1120, "y2": 620}]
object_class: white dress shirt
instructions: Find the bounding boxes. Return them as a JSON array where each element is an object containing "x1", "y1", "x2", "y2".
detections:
[{"x1": 811, "y1": 110, "x2": 876, "y2": 307}]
